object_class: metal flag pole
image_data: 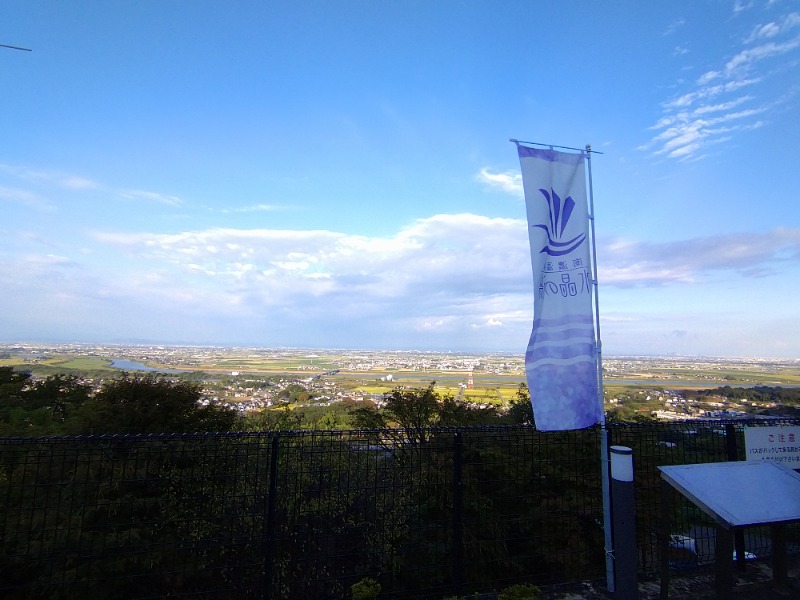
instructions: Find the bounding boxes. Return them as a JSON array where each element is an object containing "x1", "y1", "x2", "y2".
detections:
[
  {"x1": 0, "y1": 43, "x2": 32, "y2": 52},
  {"x1": 509, "y1": 138, "x2": 604, "y2": 155},
  {"x1": 585, "y1": 144, "x2": 614, "y2": 593}
]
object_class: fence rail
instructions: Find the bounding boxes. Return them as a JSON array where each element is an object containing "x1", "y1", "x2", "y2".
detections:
[{"x1": 1, "y1": 419, "x2": 798, "y2": 599}]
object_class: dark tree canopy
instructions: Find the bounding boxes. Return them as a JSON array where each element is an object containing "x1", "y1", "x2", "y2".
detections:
[
  {"x1": 0, "y1": 367, "x2": 91, "y2": 435},
  {"x1": 507, "y1": 383, "x2": 534, "y2": 426},
  {"x1": 0, "y1": 368, "x2": 238, "y2": 436},
  {"x1": 350, "y1": 382, "x2": 502, "y2": 435},
  {"x1": 70, "y1": 373, "x2": 238, "y2": 434}
]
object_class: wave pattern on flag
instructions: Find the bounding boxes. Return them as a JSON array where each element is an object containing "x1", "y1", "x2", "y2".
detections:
[{"x1": 517, "y1": 145, "x2": 602, "y2": 431}]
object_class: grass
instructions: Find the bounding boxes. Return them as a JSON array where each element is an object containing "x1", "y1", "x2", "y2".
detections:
[{"x1": 52, "y1": 357, "x2": 113, "y2": 370}]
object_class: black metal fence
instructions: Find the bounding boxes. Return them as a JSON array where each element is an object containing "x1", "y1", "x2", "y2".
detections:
[{"x1": 1, "y1": 420, "x2": 798, "y2": 599}]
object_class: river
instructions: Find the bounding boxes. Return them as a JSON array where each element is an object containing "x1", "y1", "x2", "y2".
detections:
[{"x1": 109, "y1": 359, "x2": 182, "y2": 374}]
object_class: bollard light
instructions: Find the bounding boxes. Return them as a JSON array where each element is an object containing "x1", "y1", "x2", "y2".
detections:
[
  {"x1": 610, "y1": 445, "x2": 634, "y2": 482},
  {"x1": 610, "y1": 444, "x2": 638, "y2": 599}
]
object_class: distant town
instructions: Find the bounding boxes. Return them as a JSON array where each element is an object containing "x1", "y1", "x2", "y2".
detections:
[{"x1": 2, "y1": 342, "x2": 799, "y2": 423}]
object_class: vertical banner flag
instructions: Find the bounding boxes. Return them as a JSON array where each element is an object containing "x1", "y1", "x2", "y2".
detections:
[{"x1": 517, "y1": 146, "x2": 602, "y2": 431}]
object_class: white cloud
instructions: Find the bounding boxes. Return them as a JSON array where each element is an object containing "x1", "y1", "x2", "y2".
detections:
[
  {"x1": 0, "y1": 164, "x2": 103, "y2": 191},
  {"x1": 221, "y1": 203, "x2": 288, "y2": 213},
  {"x1": 88, "y1": 219, "x2": 800, "y2": 323},
  {"x1": 745, "y1": 12, "x2": 800, "y2": 43},
  {"x1": 692, "y1": 96, "x2": 753, "y2": 115},
  {"x1": 3, "y1": 212, "x2": 800, "y2": 353},
  {"x1": 87, "y1": 215, "x2": 532, "y2": 335},
  {"x1": 61, "y1": 176, "x2": 99, "y2": 190},
  {"x1": 643, "y1": 8, "x2": 800, "y2": 160},
  {"x1": 599, "y1": 227, "x2": 800, "y2": 286},
  {"x1": 476, "y1": 168, "x2": 523, "y2": 196},
  {"x1": 0, "y1": 163, "x2": 184, "y2": 208},
  {"x1": 647, "y1": 103, "x2": 765, "y2": 159},
  {"x1": 0, "y1": 186, "x2": 56, "y2": 211},
  {"x1": 697, "y1": 70, "x2": 721, "y2": 85},
  {"x1": 724, "y1": 37, "x2": 800, "y2": 75},
  {"x1": 664, "y1": 19, "x2": 686, "y2": 36},
  {"x1": 120, "y1": 189, "x2": 183, "y2": 206}
]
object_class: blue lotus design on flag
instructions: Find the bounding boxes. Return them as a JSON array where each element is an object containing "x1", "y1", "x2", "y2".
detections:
[{"x1": 533, "y1": 188, "x2": 586, "y2": 256}]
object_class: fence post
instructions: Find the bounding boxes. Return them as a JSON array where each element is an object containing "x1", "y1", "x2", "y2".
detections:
[
  {"x1": 263, "y1": 434, "x2": 281, "y2": 600},
  {"x1": 725, "y1": 423, "x2": 738, "y2": 462},
  {"x1": 452, "y1": 431, "x2": 464, "y2": 597},
  {"x1": 725, "y1": 424, "x2": 746, "y2": 571}
]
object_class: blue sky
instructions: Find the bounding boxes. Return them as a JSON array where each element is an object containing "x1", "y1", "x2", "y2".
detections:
[{"x1": 1, "y1": 1, "x2": 799, "y2": 358}]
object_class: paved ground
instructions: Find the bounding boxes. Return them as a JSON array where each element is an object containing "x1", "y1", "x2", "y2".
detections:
[{"x1": 538, "y1": 560, "x2": 800, "y2": 599}]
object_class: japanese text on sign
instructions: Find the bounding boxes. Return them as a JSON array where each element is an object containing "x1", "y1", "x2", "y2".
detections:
[{"x1": 745, "y1": 426, "x2": 800, "y2": 466}]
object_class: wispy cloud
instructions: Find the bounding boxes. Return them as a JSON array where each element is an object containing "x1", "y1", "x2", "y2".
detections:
[
  {"x1": 600, "y1": 227, "x2": 800, "y2": 285},
  {"x1": 0, "y1": 163, "x2": 183, "y2": 208},
  {"x1": 476, "y1": 168, "x2": 523, "y2": 196},
  {"x1": 745, "y1": 11, "x2": 800, "y2": 43},
  {"x1": 220, "y1": 203, "x2": 287, "y2": 213},
  {"x1": 119, "y1": 189, "x2": 183, "y2": 206},
  {"x1": 0, "y1": 164, "x2": 102, "y2": 191},
  {"x1": 664, "y1": 18, "x2": 686, "y2": 36},
  {"x1": 642, "y1": 9, "x2": 800, "y2": 160},
  {"x1": 0, "y1": 186, "x2": 56, "y2": 211}
]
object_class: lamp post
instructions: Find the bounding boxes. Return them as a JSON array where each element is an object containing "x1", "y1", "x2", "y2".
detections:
[{"x1": 611, "y1": 445, "x2": 639, "y2": 599}]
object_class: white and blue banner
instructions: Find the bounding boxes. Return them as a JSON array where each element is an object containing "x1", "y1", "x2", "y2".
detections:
[{"x1": 517, "y1": 146, "x2": 602, "y2": 431}]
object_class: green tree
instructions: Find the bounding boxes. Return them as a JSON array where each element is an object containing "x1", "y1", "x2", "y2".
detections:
[
  {"x1": 0, "y1": 368, "x2": 91, "y2": 435},
  {"x1": 25, "y1": 374, "x2": 91, "y2": 422},
  {"x1": 351, "y1": 382, "x2": 484, "y2": 430},
  {"x1": 244, "y1": 404, "x2": 304, "y2": 431},
  {"x1": 0, "y1": 367, "x2": 31, "y2": 418},
  {"x1": 278, "y1": 383, "x2": 312, "y2": 403},
  {"x1": 506, "y1": 383, "x2": 534, "y2": 425},
  {"x1": 69, "y1": 373, "x2": 238, "y2": 434}
]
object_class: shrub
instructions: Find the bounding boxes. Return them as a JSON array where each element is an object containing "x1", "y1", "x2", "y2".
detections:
[
  {"x1": 351, "y1": 577, "x2": 382, "y2": 600},
  {"x1": 498, "y1": 583, "x2": 541, "y2": 600}
]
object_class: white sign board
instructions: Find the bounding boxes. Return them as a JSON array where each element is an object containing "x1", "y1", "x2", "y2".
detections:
[{"x1": 745, "y1": 426, "x2": 800, "y2": 466}]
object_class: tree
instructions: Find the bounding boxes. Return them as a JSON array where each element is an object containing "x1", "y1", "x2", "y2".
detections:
[
  {"x1": 25, "y1": 374, "x2": 90, "y2": 421},
  {"x1": 244, "y1": 404, "x2": 304, "y2": 431},
  {"x1": 69, "y1": 373, "x2": 238, "y2": 434},
  {"x1": 351, "y1": 383, "x2": 440, "y2": 432},
  {"x1": 278, "y1": 383, "x2": 312, "y2": 403},
  {"x1": 507, "y1": 383, "x2": 534, "y2": 425},
  {"x1": 350, "y1": 382, "x2": 500, "y2": 443},
  {"x1": 0, "y1": 367, "x2": 31, "y2": 415},
  {"x1": 0, "y1": 368, "x2": 91, "y2": 436}
]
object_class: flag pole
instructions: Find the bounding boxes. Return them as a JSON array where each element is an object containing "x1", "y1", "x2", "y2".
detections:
[
  {"x1": 585, "y1": 144, "x2": 614, "y2": 593},
  {"x1": 509, "y1": 138, "x2": 604, "y2": 155}
]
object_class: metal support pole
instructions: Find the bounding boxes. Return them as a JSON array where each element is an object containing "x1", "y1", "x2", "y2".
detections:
[
  {"x1": 659, "y1": 480, "x2": 672, "y2": 600},
  {"x1": 586, "y1": 144, "x2": 614, "y2": 594},
  {"x1": 263, "y1": 434, "x2": 281, "y2": 600},
  {"x1": 611, "y1": 445, "x2": 639, "y2": 600},
  {"x1": 601, "y1": 427, "x2": 614, "y2": 592},
  {"x1": 452, "y1": 432, "x2": 464, "y2": 597},
  {"x1": 725, "y1": 424, "x2": 747, "y2": 571}
]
